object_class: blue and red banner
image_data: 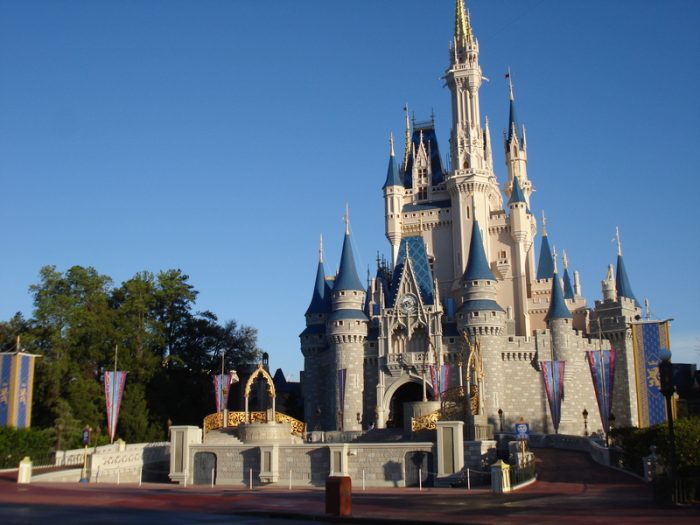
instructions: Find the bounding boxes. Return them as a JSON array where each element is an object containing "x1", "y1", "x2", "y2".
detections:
[
  {"x1": 213, "y1": 372, "x2": 237, "y2": 412},
  {"x1": 540, "y1": 360, "x2": 565, "y2": 433},
  {"x1": 439, "y1": 364, "x2": 452, "y2": 399},
  {"x1": 631, "y1": 321, "x2": 671, "y2": 427},
  {"x1": 586, "y1": 348, "x2": 616, "y2": 434},
  {"x1": 429, "y1": 365, "x2": 438, "y2": 401},
  {"x1": 104, "y1": 371, "x2": 127, "y2": 443}
]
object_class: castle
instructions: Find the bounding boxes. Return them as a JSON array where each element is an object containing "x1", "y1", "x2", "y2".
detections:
[{"x1": 300, "y1": 1, "x2": 643, "y2": 438}]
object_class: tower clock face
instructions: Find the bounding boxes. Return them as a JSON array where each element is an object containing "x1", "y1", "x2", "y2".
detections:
[{"x1": 399, "y1": 294, "x2": 418, "y2": 314}]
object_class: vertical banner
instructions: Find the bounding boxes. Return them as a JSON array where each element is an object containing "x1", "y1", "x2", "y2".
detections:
[
  {"x1": 540, "y1": 360, "x2": 565, "y2": 433},
  {"x1": 0, "y1": 354, "x2": 13, "y2": 427},
  {"x1": 104, "y1": 371, "x2": 127, "y2": 443},
  {"x1": 439, "y1": 364, "x2": 452, "y2": 399},
  {"x1": 213, "y1": 372, "x2": 237, "y2": 412},
  {"x1": 337, "y1": 368, "x2": 347, "y2": 416},
  {"x1": 0, "y1": 353, "x2": 38, "y2": 428},
  {"x1": 586, "y1": 348, "x2": 616, "y2": 433},
  {"x1": 429, "y1": 365, "x2": 438, "y2": 401},
  {"x1": 631, "y1": 321, "x2": 671, "y2": 427}
]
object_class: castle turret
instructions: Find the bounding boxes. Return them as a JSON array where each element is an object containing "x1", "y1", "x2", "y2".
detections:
[
  {"x1": 300, "y1": 236, "x2": 332, "y2": 431},
  {"x1": 383, "y1": 133, "x2": 404, "y2": 265},
  {"x1": 458, "y1": 220, "x2": 505, "y2": 337},
  {"x1": 504, "y1": 72, "x2": 533, "y2": 204},
  {"x1": 561, "y1": 250, "x2": 575, "y2": 301},
  {"x1": 601, "y1": 264, "x2": 616, "y2": 301},
  {"x1": 508, "y1": 175, "x2": 531, "y2": 335},
  {"x1": 327, "y1": 215, "x2": 368, "y2": 432},
  {"x1": 614, "y1": 228, "x2": 639, "y2": 306}
]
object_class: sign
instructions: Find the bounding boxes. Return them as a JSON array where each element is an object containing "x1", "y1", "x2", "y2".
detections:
[
  {"x1": 514, "y1": 422, "x2": 529, "y2": 440},
  {"x1": 81, "y1": 427, "x2": 90, "y2": 446}
]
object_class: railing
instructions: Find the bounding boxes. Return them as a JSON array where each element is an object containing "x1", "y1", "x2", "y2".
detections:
[
  {"x1": 203, "y1": 410, "x2": 306, "y2": 437},
  {"x1": 510, "y1": 458, "x2": 536, "y2": 487},
  {"x1": 411, "y1": 411, "x2": 439, "y2": 432}
]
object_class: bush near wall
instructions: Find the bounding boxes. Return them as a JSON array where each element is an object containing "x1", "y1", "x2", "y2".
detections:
[
  {"x1": 612, "y1": 417, "x2": 700, "y2": 476},
  {"x1": 0, "y1": 426, "x2": 54, "y2": 469}
]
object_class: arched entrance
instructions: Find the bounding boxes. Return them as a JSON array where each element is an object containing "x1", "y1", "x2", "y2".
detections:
[{"x1": 388, "y1": 381, "x2": 424, "y2": 428}]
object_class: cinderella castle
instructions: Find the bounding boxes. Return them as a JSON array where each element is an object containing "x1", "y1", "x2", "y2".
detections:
[{"x1": 300, "y1": 1, "x2": 644, "y2": 439}]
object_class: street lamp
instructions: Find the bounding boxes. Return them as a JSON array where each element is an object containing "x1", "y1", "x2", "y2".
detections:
[
  {"x1": 582, "y1": 408, "x2": 588, "y2": 437},
  {"x1": 497, "y1": 408, "x2": 504, "y2": 433},
  {"x1": 658, "y1": 349, "x2": 677, "y2": 479}
]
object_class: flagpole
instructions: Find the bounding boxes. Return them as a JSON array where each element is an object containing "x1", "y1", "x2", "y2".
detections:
[
  {"x1": 596, "y1": 318, "x2": 609, "y2": 446},
  {"x1": 112, "y1": 345, "x2": 118, "y2": 444},
  {"x1": 220, "y1": 349, "x2": 225, "y2": 414}
]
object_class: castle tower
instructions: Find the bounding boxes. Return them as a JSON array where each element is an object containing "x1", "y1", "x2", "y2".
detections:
[
  {"x1": 504, "y1": 73, "x2": 533, "y2": 204},
  {"x1": 383, "y1": 134, "x2": 404, "y2": 265},
  {"x1": 445, "y1": 2, "x2": 502, "y2": 280},
  {"x1": 508, "y1": 176, "x2": 532, "y2": 335},
  {"x1": 300, "y1": 237, "x2": 332, "y2": 431},
  {"x1": 590, "y1": 229, "x2": 641, "y2": 427},
  {"x1": 327, "y1": 216, "x2": 368, "y2": 432}
]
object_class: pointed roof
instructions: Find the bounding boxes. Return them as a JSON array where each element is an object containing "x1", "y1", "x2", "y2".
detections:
[
  {"x1": 536, "y1": 234, "x2": 554, "y2": 280},
  {"x1": 509, "y1": 175, "x2": 526, "y2": 205},
  {"x1": 334, "y1": 232, "x2": 364, "y2": 292},
  {"x1": 506, "y1": 71, "x2": 524, "y2": 145},
  {"x1": 615, "y1": 254, "x2": 639, "y2": 305},
  {"x1": 305, "y1": 237, "x2": 330, "y2": 315},
  {"x1": 562, "y1": 250, "x2": 575, "y2": 300},
  {"x1": 545, "y1": 271, "x2": 572, "y2": 321},
  {"x1": 383, "y1": 133, "x2": 402, "y2": 189},
  {"x1": 536, "y1": 212, "x2": 554, "y2": 280},
  {"x1": 464, "y1": 221, "x2": 496, "y2": 281}
]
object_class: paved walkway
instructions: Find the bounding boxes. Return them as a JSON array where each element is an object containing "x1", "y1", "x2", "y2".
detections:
[{"x1": 0, "y1": 449, "x2": 697, "y2": 524}]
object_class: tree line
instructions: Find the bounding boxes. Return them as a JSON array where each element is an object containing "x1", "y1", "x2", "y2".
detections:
[{"x1": 0, "y1": 265, "x2": 260, "y2": 450}]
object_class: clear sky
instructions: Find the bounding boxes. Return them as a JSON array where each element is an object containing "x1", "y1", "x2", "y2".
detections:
[{"x1": 1, "y1": 0, "x2": 699, "y2": 378}]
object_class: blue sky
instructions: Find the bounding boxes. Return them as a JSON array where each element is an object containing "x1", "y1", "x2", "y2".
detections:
[{"x1": 1, "y1": 0, "x2": 699, "y2": 378}]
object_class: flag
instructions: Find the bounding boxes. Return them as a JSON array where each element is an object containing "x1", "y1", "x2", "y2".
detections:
[
  {"x1": 429, "y1": 365, "x2": 438, "y2": 401},
  {"x1": 0, "y1": 352, "x2": 38, "y2": 428},
  {"x1": 213, "y1": 372, "x2": 237, "y2": 412},
  {"x1": 586, "y1": 348, "x2": 616, "y2": 433},
  {"x1": 104, "y1": 371, "x2": 127, "y2": 443},
  {"x1": 631, "y1": 321, "x2": 671, "y2": 427},
  {"x1": 541, "y1": 361, "x2": 565, "y2": 433},
  {"x1": 439, "y1": 364, "x2": 452, "y2": 399}
]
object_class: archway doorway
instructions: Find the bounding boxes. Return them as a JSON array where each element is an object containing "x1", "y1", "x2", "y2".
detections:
[{"x1": 388, "y1": 381, "x2": 424, "y2": 428}]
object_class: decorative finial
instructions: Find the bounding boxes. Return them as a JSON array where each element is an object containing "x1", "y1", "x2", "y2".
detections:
[
  {"x1": 389, "y1": 132, "x2": 395, "y2": 157},
  {"x1": 319, "y1": 234, "x2": 324, "y2": 263},
  {"x1": 506, "y1": 66, "x2": 514, "y2": 101},
  {"x1": 615, "y1": 226, "x2": 622, "y2": 256},
  {"x1": 541, "y1": 210, "x2": 548, "y2": 236},
  {"x1": 562, "y1": 250, "x2": 569, "y2": 270},
  {"x1": 455, "y1": 0, "x2": 473, "y2": 47},
  {"x1": 343, "y1": 204, "x2": 350, "y2": 235},
  {"x1": 552, "y1": 245, "x2": 558, "y2": 274},
  {"x1": 644, "y1": 298, "x2": 651, "y2": 320},
  {"x1": 402, "y1": 104, "x2": 411, "y2": 171}
]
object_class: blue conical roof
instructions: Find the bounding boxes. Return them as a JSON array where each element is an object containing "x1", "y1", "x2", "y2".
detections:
[
  {"x1": 507, "y1": 97, "x2": 524, "y2": 144},
  {"x1": 305, "y1": 259, "x2": 329, "y2": 315},
  {"x1": 615, "y1": 254, "x2": 639, "y2": 306},
  {"x1": 334, "y1": 233, "x2": 365, "y2": 291},
  {"x1": 536, "y1": 235, "x2": 554, "y2": 280},
  {"x1": 545, "y1": 271, "x2": 572, "y2": 321},
  {"x1": 509, "y1": 176, "x2": 526, "y2": 205},
  {"x1": 464, "y1": 221, "x2": 496, "y2": 281},
  {"x1": 383, "y1": 150, "x2": 402, "y2": 189},
  {"x1": 562, "y1": 268, "x2": 575, "y2": 300}
]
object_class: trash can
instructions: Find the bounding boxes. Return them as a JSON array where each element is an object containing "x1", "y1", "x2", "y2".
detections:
[{"x1": 326, "y1": 476, "x2": 352, "y2": 516}]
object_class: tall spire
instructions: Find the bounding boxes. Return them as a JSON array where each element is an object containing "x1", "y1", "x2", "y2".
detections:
[
  {"x1": 402, "y1": 104, "x2": 412, "y2": 173},
  {"x1": 614, "y1": 228, "x2": 638, "y2": 305},
  {"x1": 545, "y1": 251, "x2": 571, "y2": 322},
  {"x1": 335, "y1": 210, "x2": 364, "y2": 291},
  {"x1": 383, "y1": 132, "x2": 402, "y2": 188},
  {"x1": 454, "y1": 0, "x2": 474, "y2": 50},
  {"x1": 305, "y1": 236, "x2": 329, "y2": 315},
  {"x1": 536, "y1": 211, "x2": 554, "y2": 280},
  {"x1": 561, "y1": 250, "x2": 575, "y2": 300},
  {"x1": 506, "y1": 68, "x2": 524, "y2": 145}
]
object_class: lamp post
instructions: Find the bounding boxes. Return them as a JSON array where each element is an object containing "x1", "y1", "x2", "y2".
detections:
[
  {"x1": 658, "y1": 349, "x2": 676, "y2": 479},
  {"x1": 582, "y1": 408, "x2": 588, "y2": 437},
  {"x1": 497, "y1": 408, "x2": 504, "y2": 433}
]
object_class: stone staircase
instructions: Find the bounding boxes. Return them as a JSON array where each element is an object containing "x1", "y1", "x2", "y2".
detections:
[{"x1": 203, "y1": 428, "x2": 244, "y2": 445}]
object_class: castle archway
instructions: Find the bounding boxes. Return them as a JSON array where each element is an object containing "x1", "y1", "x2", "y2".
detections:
[{"x1": 383, "y1": 378, "x2": 431, "y2": 429}]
